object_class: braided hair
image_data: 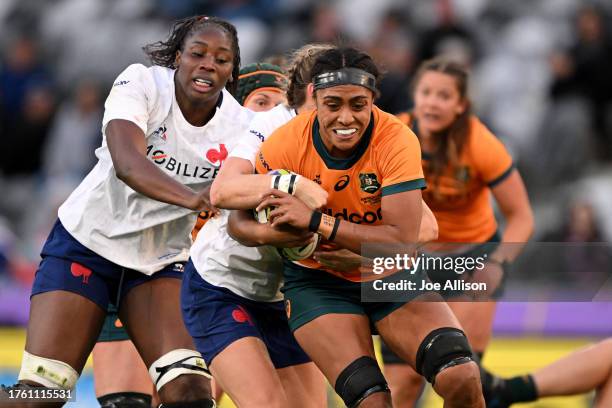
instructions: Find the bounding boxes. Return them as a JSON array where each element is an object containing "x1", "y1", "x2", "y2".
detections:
[{"x1": 143, "y1": 15, "x2": 241, "y2": 95}]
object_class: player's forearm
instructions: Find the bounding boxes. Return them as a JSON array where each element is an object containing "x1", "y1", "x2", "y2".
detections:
[
  {"x1": 314, "y1": 217, "x2": 420, "y2": 256},
  {"x1": 418, "y1": 201, "x2": 438, "y2": 243},
  {"x1": 227, "y1": 210, "x2": 268, "y2": 246},
  {"x1": 210, "y1": 175, "x2": 271, "y2": 210},
  {"x1": 492, "y1": 212, "x2": 534, "y2": 263},
  {"x1": 116, "y1": 155, "x2": 199, "y2": 210}
]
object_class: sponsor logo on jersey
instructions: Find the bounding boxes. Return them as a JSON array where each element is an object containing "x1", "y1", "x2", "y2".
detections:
[
  {"x1": 359, "y1": 173, "x2": 380, "y2": 194},
  {"x1": 113, "y1": 80, "x2": 130, "y2": 87},
  {"x1": 258, "y1": 152, "x2": 272, "y2": 172},
  {"x1": 70, "y1": 262, "x2": 92, "y2": 284},
  {"x1": 172, "y1": 263, "x2": 185, "y2": 273},
  {"x1": 360, "y1": 194, "x2": 382, "y2": 206},
  {"x1": 313, "y1": 174, "x2": 322, "y2": 185},
  {"x1": 322, "y1": 207, "x2": 382, "y2": 224},
  {"x1": 334, "y1": 175, "x2": 350, "y2": 191},
  {"x1": 151, "y1": 124, "x2": 168, "y2": 141},
  {"x1": 147, "y1": 145, "x2": 221, "y2": 180},
  {"x1": 206, "y1": 144, "x2": 228, "y2": 166},
  {"x1": 249, "y1": 129, "x2": 265, "y2": 142}
]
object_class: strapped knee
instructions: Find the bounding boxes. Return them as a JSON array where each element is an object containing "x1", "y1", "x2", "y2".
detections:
[
  {"x1": 18, "y1": 351, "x2": 79, "y2": 389},
  {"x1": 416, "y1": 327, "x2": 473, "y2": 385},
  {"x1": 148, "y1": 349, "x2": 211, "y2": 392},
  {"x1": 98, "y1": 392, "x2": 152, "y2": 408},
  {"x1": 334, "y1": 356, "x2": 389, "y2": 408}
]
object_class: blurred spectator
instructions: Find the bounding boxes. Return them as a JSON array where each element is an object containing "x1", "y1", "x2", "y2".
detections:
[
  {"x1": 549, "y1": 4, "x2": 612, "y2": 161},
  {"x1": 309, "y1": 2, "x2": 345, "y2": 43},
  {"x1": 366, "y1": 7, "x2": 414, "y2": 114},
  {"x1": 0, "y1": 35, "x2": 51, "y2": 128},
  {"x1": 417, "y1": 0, "x2": 477, "y2": 66},
  {"x1": 541, "y1": 200, "x2": 611, "y2": 290},
  {"x1": 42, "y1": 78, "x2": 102, "y2": 182},
  {"x1": 0, "y1": 83, "x2": 56, "y2": 235},
  {"x1": 0, "y1": 84, "x2": 56, "y2": 177}
]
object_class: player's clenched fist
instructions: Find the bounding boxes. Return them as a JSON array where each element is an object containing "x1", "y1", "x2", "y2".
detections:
[{"x1": 294, "y1": 177, "x2": 328, "y2": 210}]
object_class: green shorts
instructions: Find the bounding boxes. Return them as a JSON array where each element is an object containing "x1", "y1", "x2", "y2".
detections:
[
  {"x1": 97, "y1": 303, "x2": 130, "y2": 342},
  {"x1": 281, "y1": 261, "x2": 426, "y2": 332}
]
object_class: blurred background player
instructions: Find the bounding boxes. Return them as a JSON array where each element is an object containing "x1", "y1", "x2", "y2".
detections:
[
  {"x1": 482, "y1": 338, "x2": 612, "y2": 407},
  {"x1": 380, "y1": 57, "x2": 534, "y2": 407},
  {"x1": 236, "y1": 62, "x2": 288, "y2": 112},
  {"x1": 183, "y1": 44, "x2": 331, "y2": 408},
  {"x1": 0, "y1": 15, "x2": 248, "y2": 408}
]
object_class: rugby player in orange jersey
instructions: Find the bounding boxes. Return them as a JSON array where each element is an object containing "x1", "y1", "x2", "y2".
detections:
[
  {"x1": 213, "y1": 46, "x2": 485, "y2": 408},
  {"x1": 381, "y1": 57, "x2": 534, "y2": 407}
]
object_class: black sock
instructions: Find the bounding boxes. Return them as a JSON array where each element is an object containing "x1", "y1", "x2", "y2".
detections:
[
  {"x1": 482, "y1": 373, "x2": 538, "y2": 408},
  {"x1": 505, "y1": 375, "x2": 538, "y2": 403}
]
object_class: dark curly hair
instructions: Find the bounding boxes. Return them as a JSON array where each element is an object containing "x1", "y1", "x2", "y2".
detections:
[{"x1": 143, "y1": 16, "x2": 241, "y2": 95}]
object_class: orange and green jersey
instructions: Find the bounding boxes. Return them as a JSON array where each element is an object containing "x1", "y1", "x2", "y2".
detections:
[
  {"x1": 397, "y1": 113, "x2": 513, "y2": 243},
  {"x1": 256, "y1": 106, "x2": 425, "y2": 281},
  {"x1": 191, "y1": 210, "x2": 215, "y2": 241}
]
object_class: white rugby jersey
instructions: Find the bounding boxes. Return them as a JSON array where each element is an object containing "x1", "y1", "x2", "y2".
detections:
[
  {"x1": 58, "y1": 63, "x2": 253, "y2": 274},
  {"x1": 190, "y1": 104, "x2": 297, "y2": 301}
]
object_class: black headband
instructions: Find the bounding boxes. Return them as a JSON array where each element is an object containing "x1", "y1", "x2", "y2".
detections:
[{"x1": 313, "y1": 68, "x2": 377, "y2": 93}]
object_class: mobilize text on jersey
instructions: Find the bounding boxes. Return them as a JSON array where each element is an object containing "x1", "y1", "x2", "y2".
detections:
[{"x1": 147, "y1": 145, "x2": 220, "y2": 179}]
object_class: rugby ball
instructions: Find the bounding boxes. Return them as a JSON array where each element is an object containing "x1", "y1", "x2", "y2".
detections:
[
  {"x1": 279, "y1": 233, "x2": 320, "y2": 261},
  {"x1": 255, "y1": 169, "x2": 319, "y2": 261},
  {"x1": 254, "y1": 169, "x2": 294, "y2": 224}
]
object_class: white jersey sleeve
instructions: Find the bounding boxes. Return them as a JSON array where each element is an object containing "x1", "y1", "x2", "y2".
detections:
[
  {"x1": 229, "y1": 104, "x2": 296, "y2": 167},
  {"x1": 102, "y1": 63, "x2": 156, "y2": 136}
]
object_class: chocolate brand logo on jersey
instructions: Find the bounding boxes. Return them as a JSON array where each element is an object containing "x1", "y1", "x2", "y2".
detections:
[
  {"x1": 359, "y1": 173, "x2": 380, "y2": 194},
  {"x1": 206, "y1": 144, "x2": 228, "y2": 166},
  {"x1": 70, "y1": 262, "x2": 92, "y2": 284},
  {"x1": 334, "y1": 175, "x2": 350, "y2": 191}
]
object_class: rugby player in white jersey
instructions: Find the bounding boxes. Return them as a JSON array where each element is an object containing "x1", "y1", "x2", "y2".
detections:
[
  {"x1": 182, "y1": 44, "x2": 334, "y2": 408},
  {"x1": 0, "y1": 16, "x2": 260, "y2": 408}
]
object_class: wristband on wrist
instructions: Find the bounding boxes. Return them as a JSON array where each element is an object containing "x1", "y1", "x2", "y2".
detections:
[
  {"x1": 308, "y1": 211, "x2": 340, "y2": 241},
  {"x1": 270, "y1": 174, "x2": 299, "y2": 195},
  {"x1": 308, "y1": 211, "x2": 322, "y2": 232},
  {"x1": 328, "y1": 217, "x2": 341, "y2": 242}
]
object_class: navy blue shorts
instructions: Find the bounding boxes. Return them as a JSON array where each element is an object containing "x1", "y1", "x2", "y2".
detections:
[
  {"x1": 32, "y1": 219, "x2": 183, "y2": 311},
  {"x1": 181, "y1": 259, "x2": 311, "y2": 369}
]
